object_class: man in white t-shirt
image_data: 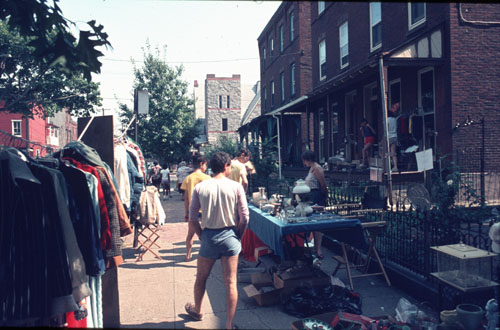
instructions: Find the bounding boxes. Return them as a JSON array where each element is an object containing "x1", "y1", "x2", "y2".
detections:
[
  {"x1": 184, "y1": 152, "x2": 249, "y2": 330},
  {"x1": 388, "y1": 103, "x2": 399, "y2": 171}
]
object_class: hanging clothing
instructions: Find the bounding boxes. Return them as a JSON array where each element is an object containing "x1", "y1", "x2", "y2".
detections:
[
  {"x1": 63, "y1": 157, "x2": 112, "y2": 251},
  {"x1": 113, "y1": 143, "x2": 131, "y2": 209},
  {"x1": 1, "y1": 149, "x2": 77, "y2": 321},
  {"x1": 96, "y1": 166, "x2": 132, "y2": 237},
  {"x1": 59, "y1": 161, "x2": 106, "y2": 277},
  {"x1": 94, "y1": 166, "x2": 124, "y2": 268},
  {"x1": 139, "y1": 185, "x2": 166, "y2": 225}
]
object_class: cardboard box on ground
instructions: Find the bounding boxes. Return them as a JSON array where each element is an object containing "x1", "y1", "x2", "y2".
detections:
[{"x1": 243, "y1": 262, "x2": 330, "y2": 307}]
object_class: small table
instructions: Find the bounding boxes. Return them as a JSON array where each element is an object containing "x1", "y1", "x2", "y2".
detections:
[{"x1": 248, "y1": 205, "x2": 366, "y2": 261}]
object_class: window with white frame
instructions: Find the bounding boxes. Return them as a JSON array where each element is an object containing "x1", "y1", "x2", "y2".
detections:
[
  {"x1": 290, "y1": 63, "x2": 296, "y2": 96},
  {"x1": 289, "y1": 11, "x2": 295, "y2": 42},
  {"x1": 279, "y1": 25, "x2": 284, "y2": 53},
  {"x1": 339, "y1": 22, "x2": 349, "y2": 68},
  {"x1": 319, "y1": 39, "x2": 326, "y2": 80},
  {"x1": 280, "y1": 72, "x2": 285, "y2": 103},
  {"x1": 270, "y1": 38, "x2": 274, "y2": 60},
  {"x1": 318, "y1": 1, "x2": 325, "y2": 15},
  {"x1": 370, "y1": 2, "x2": 382, "y2": 51},
  {"x1": 263, "y1": 86, "x2": 267, "y2": 110},
  {"x1": 271, "y1": 81, "x2": 275, "y2": 106},
  {"x1": 408, "y1": 3, "x2": 426, "y2": 30},
  {"x1": 12, "y1": 120, "x2": 21, "y2": 136}
]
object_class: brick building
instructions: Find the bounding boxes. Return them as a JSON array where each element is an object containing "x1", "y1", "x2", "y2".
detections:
[
  {"x1": 0, "y1": 106, "x2": 77, "y2": 157},
  {"x1": 205, "y1": 74, "x2": 242, "y2": 144},
  {"x1": 239, "y1": 1, "x2": 312, "y2": 165},
  {"x1": 249, "y1": 2, "x2": 500, "y2": 177}
]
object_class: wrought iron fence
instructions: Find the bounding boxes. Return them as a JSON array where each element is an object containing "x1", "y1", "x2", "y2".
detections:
[{"x1": 365, "y1": 208, "x2": 499, "y2": 283}]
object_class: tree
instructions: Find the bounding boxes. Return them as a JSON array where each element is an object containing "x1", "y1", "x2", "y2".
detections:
[
  {"x1": 0, "y1": 0, "x2": 110, "y2": 117},
  {"x1": 119, "y1": 43, "x2": 198, "y2": 165}
]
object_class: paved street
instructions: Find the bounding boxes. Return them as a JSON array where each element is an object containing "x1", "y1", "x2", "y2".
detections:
[{"x1": 117, "y1": 176, "x2": 437, "y2": 329}]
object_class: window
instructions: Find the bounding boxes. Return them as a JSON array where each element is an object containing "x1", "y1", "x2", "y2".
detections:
[
  {"x1": 318, "y1": 1, "x2": 325, "y2": 15},
  {"x1": 289, "y1": 11, "x2": 295, "y2": 42},
  {"x1": 339, "y1": 22, "x2": 349, "y2": 68},
  {"x1": 262, "y1": 47, "x2": 266, "y2": 66},
  {"x1": 263, "y1": 86, "x2": 267, "y2": 110},
  {"x1": 290, "y1": 63, "x2": 296, "y2": 96},
  {"x1": 409, "y1": 3, "x2": 426, "y2": 30},
  {"x1": 279, "y1": 25, "x2": 284, "y2": 53},
  {"x1": 270, "y1": 38, "x2": 274, "y2": 60},
  {"x1": 36, "y1": 149, "x2": 40, "y2": 157},
  {"x1": 222, "y1": 118, "x2": 228, "y2": 131},
  {"x1": 319, "y1": 111, "x2": 325, "y2": 162},
  {"x1": 370, "y1": 2, "x2": 382, "y2": 51},
  {"x1": 319, "y1": 39, "x2": 326, "y2": 80},
  {"x1": 271, "y1": 81, "x2": 275, "y2": 107},
  {"x1": 280, "y1": 72, "x2": 285, "y2": 103},
  {"x1": 227, "y1": 95, "x2": 230, "y2": 108},
  {"x1": 219, "y1": 95, "x2": 223, "y2": 108},
  {"x1": 12, "y1": 120, "x2": 21, "y2": 136}
]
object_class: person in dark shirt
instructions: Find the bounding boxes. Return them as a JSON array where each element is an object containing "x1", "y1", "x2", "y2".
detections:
[{"x1": 360, "y1": 118, "x2": 376, "y2": 167}]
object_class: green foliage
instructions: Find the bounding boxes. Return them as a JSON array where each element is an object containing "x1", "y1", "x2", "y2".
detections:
[
  {"x1": 248, "y1": 136, "x2": 278, "y2": 178},
  {"x1": 430, "y1": 155, "x2": 482, "y2": 211},
  {"x1": 119, "y1": 42, "x2": 197, "y2": 165},
  {"x1": 1, "y1": 0, "x2": 110, "y2": 81},
  {"x1": 203, "y1": 137, "x2": 240, "y2": 161},
  {"x1": 0, "y1": 19, "x2": 102, "y2": 118}
]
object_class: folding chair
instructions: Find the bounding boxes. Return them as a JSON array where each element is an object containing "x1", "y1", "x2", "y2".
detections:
[
  {"x1": 331, "y1": 219, "x2": 391, "y2": 290},
  {"x1": 135, "y1": 223, "x2": 163, "y2": 262}
]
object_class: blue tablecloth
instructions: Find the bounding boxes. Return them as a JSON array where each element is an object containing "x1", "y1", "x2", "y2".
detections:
[{"x1": 248, "y1": 205, "x2": 366, "y2": 260}]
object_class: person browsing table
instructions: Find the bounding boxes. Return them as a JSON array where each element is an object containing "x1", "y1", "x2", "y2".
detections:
[{"x1": 302, "y1": 150, "x2": 328, "y2": 259}]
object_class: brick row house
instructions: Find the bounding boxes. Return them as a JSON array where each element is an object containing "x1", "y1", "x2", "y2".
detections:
[
  {"x1": 0, "y1": 106, "x2": 77, "y2": 157},
  {"x1": 244, "y1": 2, "x2": 500, "y2": 187}
]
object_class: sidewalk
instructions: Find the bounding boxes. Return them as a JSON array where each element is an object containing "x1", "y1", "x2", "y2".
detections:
[{"x1": 117, "y1": 184, "x2": 436, "y2": 329}]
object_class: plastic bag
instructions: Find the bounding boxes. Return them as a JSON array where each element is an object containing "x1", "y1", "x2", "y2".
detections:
[
  {"x1": 283, "y1": 285, "x2": 362, "y2": 318},
  {"x1": 395, "y1": 297, "x2": 420, "y2": 324}
]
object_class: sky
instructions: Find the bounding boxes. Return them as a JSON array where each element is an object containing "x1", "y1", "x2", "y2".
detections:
[{"x1": 58, "y1": 0, "x2": 281, "y2": 129}]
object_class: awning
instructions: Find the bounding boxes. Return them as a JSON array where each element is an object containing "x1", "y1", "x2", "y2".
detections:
[{"x1": 266, "y1": 95, "x2": 308, "y2": 116}]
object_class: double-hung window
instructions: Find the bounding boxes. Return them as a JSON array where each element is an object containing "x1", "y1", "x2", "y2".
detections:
[
  {"x1": 280, "y1": 72, "x2": 285, "y2": 103},
  {"x1": 319, "y1": 39, "x2": 326, "y2": 80},
  {"x1": 270, "y1": 38, "x2": 274, "y2": 60},
  {"x1": 289, "y1": 11, "x2": 295, "y2": 42},
  {"x1": 290, "y1": 63, "x2": 296, "y2": 96},
  {"x1": 408, "y1": 3, "x2": 426, "y2": 30},
  {"x1": 12, "y1": 120, "x2": 21, "y2": 136},
  {"x1": 370, "y1": 2, "x2": 382, "y2": 51},
  {"x1": 263, "y1": 86, "x2": 267, "y2": 110},
  {"x1": 279, "y1": 25, "x2": 284, "y2": 53},
  {"x1": 318, "y1": 1, "x2": 325, "y2": 15},
  {"x1": 339, "y1": 22, "x2": 349, "y2": 68},
  {"x1": 271, "y1": 81, "x2": 275, "y2": 107}
]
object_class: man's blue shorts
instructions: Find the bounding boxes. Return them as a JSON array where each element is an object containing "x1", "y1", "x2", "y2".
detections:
[{"x1": 199, "y1": 227, "x2": 241, "y2": 259}]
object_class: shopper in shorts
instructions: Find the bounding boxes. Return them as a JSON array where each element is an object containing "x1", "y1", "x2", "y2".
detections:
[{"x1": 184, "y1": 152, "x2": 249, "y2": 330}]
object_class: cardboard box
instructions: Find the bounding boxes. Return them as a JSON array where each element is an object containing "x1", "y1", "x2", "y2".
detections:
[
  {"x1": 250, "y1": 271, "x2": 273, "y2": 286},
  {"x1": 243, "y1": 283, "x2": 282, "y2": 306},
  {"x1": 273, "y1": 267, "x2": 330, "y2": 294},
  {"x1": 237, "y1": 267, "x2": 266, "y2": 284}
]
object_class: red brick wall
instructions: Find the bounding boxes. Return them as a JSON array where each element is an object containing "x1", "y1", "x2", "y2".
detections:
[
  {"x1": 258, "y1": 2, "x2": 311, "y2": 114},
  {"x1": 449, "y1": 3, "x2": 500, "y2": 171}
]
